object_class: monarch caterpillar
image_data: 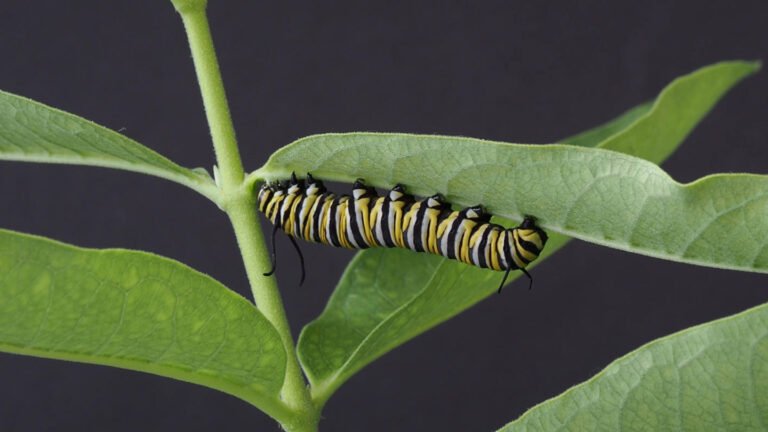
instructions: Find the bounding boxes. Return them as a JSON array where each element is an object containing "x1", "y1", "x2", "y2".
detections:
[{"x1": 257, "y1": 173, "x2": 548, "y2": 292}]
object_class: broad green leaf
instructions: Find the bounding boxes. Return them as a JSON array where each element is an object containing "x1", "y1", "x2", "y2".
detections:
[
  {"x1": 0, "y1": 90, "x2": 218, "y2": 202},
  {"x1": 0, "y1": 229, "x2": 290, "y2": 420},
  {"x1": 497, "y1": 301, "x2": 768, "y2": 432},
  {"x1": 259, "y1": 138, "x2": 768, "y2": 270},
  {"x1": 299, "y1": 237, "x2": 569, "y2": 403},
  {"x1": 288, "y1": 61, "x2": 760, "y2": 404}
]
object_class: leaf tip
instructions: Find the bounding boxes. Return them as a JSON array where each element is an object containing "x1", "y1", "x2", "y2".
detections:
[{"x1": 731, "y1": 59, "x2": 762, "y2": 74}]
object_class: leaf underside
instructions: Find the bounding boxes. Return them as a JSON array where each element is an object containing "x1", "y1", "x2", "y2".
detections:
[{"x1": 284, "y1": 61, "x2": 762, "y2": 403}]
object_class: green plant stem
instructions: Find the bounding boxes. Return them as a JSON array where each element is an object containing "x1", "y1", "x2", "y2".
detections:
[
  {"x1": 172, "y1": 1, "x2": 318, "y2": 430},
  {"x1": 228, "y1": 197, "x2": 319, "y2": 431},
  {"x1": 178, "y1": 4, "x2": 243, "y2": 190}
]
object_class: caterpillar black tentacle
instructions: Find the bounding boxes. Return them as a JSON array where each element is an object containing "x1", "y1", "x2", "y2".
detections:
[
  {"x1": 257, "y1": 173, "x2": 548, "y2": 292},
  {"x1": 263, "y1": 223, "x2": 279, "y2": 277}
]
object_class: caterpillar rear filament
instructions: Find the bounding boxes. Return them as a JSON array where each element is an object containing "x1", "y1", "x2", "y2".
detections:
[{"x1": 257, "y1": 173, "x2": 548, "y2": 293}]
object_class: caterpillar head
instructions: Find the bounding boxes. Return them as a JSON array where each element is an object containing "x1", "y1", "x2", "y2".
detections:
[{"x1": 516, "y1": 216, "x2": 548, "y2": 254}]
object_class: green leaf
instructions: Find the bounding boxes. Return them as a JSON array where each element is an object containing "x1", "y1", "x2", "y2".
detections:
[
  {"x1": 0, "y1": 90, "x2": 218, "y2": 202},
  {"x1": 562, "y1": 102, "x2": 652, "y2": 148},
  {"x1": 289, "y1": 60, "x2": 760, "y2": 404},
  {"x1": 596, "y1": 61, "x2": 763, "y2": 164},
  {"x1": 299, "y1": 240, "x2": 569, "y2": 403},
  {"x1": 260, "y1": 136, "x2": 768, "y2": 273},
  {"x1": 497, "y1": 301, "x2": 768, "y2": 432},
  {"x1": 0, "y1": 229, "x2": 291, "y2": 420}
]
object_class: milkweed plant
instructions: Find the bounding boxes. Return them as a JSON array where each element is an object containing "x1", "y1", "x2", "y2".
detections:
[{"x1": 0, "y1": 1, "x2": 766, "y2": 431}]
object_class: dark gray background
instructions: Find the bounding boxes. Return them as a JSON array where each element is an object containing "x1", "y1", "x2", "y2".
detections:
[{"x1": 1, "y1": 1, "x2": 766, "y2": 431}]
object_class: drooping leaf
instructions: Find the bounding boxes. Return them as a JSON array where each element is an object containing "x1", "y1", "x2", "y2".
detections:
[
  {"x1": 0, "y1": 90, "x2": 218, "y2": 202},
  {"x1": 287, "y1": 61, "x2": 761, "y2": 403},
  {"x1": 497, "y1": 301, "x2": 768, "y2": 431},
  {"x1": 0, "y1": 229, "x2": 290, "y2": 419}
]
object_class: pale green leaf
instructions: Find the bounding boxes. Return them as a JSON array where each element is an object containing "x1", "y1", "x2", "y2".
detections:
[
  {"x1": 0, "y1": 90, "x2": 218, "y2": 202},
  {"x1": 497, "y1": 301, "x2": 768, "y2": 432},
  {"x1": 288, "y1": 61, "x2": 760, "y2": 404},
  {"x1": 258, "y1": 135, "x2": 768, "y2": 273},
  {"x1": 0, "y1": 229, "x2": 289, "y2": 419}
]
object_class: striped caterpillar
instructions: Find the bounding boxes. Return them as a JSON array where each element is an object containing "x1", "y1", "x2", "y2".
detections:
[{"x1": 257, "y1": 173, "x2": 548, "y2": 292}]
